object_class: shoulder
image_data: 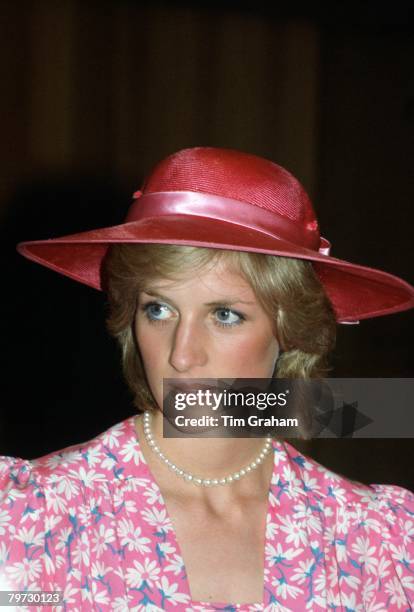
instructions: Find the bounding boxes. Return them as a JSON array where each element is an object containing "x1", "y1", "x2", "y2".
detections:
[
  {"x1": 1, "y1": 416, "x2": 141, "y2": 490},
  {"x1": 270, "y1": 440, "x2": 414, "y2": 607},
  {"x1": 274, "y1": 439, "x2": 414, "y2": 533},
  {"x1": 0, "y1": 415, "x2": 142, "y2": 524},
  {"x1": 0, "y1": 416, "x2": 144, "y2": 591}
]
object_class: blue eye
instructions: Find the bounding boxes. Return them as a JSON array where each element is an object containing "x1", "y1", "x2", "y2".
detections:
[
  {"x1": 214, "y1": 307, "x2": 245, "y2": 328},
  {"x1": 141, "y1": 301, "x2": 172, "y2": 324},
  {"x1": 140, "y1": 301, "x2": 245, "y2": 328}
]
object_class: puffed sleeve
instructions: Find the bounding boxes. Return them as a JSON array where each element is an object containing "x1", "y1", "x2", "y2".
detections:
[
  {"x1": 369, "y1": 482, "x2": 414, "y2": 597},
  {"x1": 0, "y1": 455, "x2": 48, "y2": 594},
  {"x1": 325, "y1": 481, "x2": 414, "y2": 610}
]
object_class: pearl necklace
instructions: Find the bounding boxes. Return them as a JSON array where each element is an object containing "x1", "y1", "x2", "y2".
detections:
[{"x1": 142, "y1": 410, "x2": 273, "y2": 487}]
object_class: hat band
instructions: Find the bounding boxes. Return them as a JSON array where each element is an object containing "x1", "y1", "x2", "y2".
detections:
[{"x1": 125, "y1": 190, "x2": 327, "y2": 253}]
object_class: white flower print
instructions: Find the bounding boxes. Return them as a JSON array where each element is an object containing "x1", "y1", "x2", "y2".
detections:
[
  {"x1": 42, "y1": 453, "x2": 74, "y2": 470},
  {"x1": 376, "y1": 555, "x2": 391, "y2": 583},
  {"x1": 352, "y1": 506, "x2": 382, "y2": 534},
  {"x1": 119, "y1": 439, "x2": 142, "y2": 466},
  {"x1": 305, "y1": 594, "x2": 326, "y2": 609},
  {"x1": 271, "y1": 575, "x2": 302, "y2": 599},
  {"x1": 361, "y1": 577, "x2": 379, "y2": 605},
  {"x1": 281, "y1": 464, "x2": 302, "y2": 497},
  {"x1": 52, "y1": 579, "x2": 78, "y2": 607},
  {"x1": 44, "y1": 550, "x2": 65, "y2": 576},
  {"x1": 102, "y1": 421, "x2": 125, "y2": 449},
  {"x1": 72, "y1": 531, "x2": 90, "y2": 566},
  {"x1": 340, "y1": 591, "x2": 364, "y2": 611},
  {"x1": 77, "y1": 502, "x2": 92, "y2": 526},
  {"x1": 266, "y1": 514, "x2": 279, "y2": 539},
  {"x1": 164, "y1": 553, "x2": 184, "y2": 576},
  {"x1": 68, "y1": 466, "x2": 107, "y2": 488},
  {"x1": 158, "y1": 541, "x2": 175, "y2": 556},
  {"x1": 385, "y1": 574, "x2": 411, "y2": 608},
  {"x1": 141, "y1": 507, "x2": 172, "y2": 532},
  {"x1": 268, "y1": 489, "x2": 282, "y2": 508},
  {"x1": 0, "y1": 484, "x2": 26, "y2": 506},
  {"x1": 263, "y1": 602, "x2": 292, "y2": 611},
  {"x1": 335, "y1": 538, "x2": 349, "y2": 563},
  {"x1": 44, "y1": 513, "x2": 62, "y2": 533},
  {"x1": 278, "y1": 514, "x2": 308, "y2": 547},
  {"x1": 302, "y1": 472, "x2": 321, "y2": 493},
  {"x1": 351, "y1": 486, "x2": 377, "y2": 504},
  {"x1": 124, "y1": 498, "x2": 139, "y2": 514},
  {"x1": 389, "y1": 542, "x2": 414, "y2": 568},
  {"x1": 130, "y1": 604, "x2": 164, "y2": 612},
  {"x1": 292, "y1": 500, "x2": 322, "y2": 533},
  {"x1": 401, "y1": 519, "x2": 414, "y2": 547},
  {"x1": 121, "y1": 479, "x2": 147, "y2": 500},
  {"x1": 88, "y1": 579, "x2": 110, "y2": 605},
  {"x1": 112, "y1": 594, "x2": 132, "y2": 612},
  {"x1": 318, "y1": 465, "x2": 342, "y2": 482},
  {"x1": 335, "y1": 508, "x2": 351, "y2": 535},
  {"x1": 0, "y1": 509, "x2": 11, "y2": 536},
  {"x1": 395, "y1": 563, "x2": 414, "y2": 591},
  {"x1": 323, "y1": 504, "x2": 334, "y2": 519},
  {"x1": 313, "y1": 567, "x2": 326, "y2": 594},
  {"x1": 45, "y1": 487, "x2": 68, "y2": 514},
  {"x1": 5, "y1": 557, "x2": 42, "y2": 587},
  {"x1": 14, "y1": 525, "x2": 44, "y2": 549},
  {"x1": 339, "y1": 569, "x2": 361, "y2": 590},
  {"x1": 47, "y1": 474, "x2": 80, "y2": 501},
  {"x1": 156, "y1": 575, "x2": 190, "y2": 605},
  {"x1": 125, "y1": 558, "x2": 160, "y2": 589},
  {"x1": 351, "y1": 536, "x2": 378, "y2": 575},
  {"x1": 265, "y1": 542, "x2": 302, "y2": 566},
  {"x1": 326, "y1": 484, "x2": 347, "y2": 504},
  {"x1": 101, "y1": 454, "x2": 117, "y2": 471},
  {"x1": 92, "y1": 523, "x2": 115, "y2": 555},
  {"x1": 118, "y1": 517, "x2": 151, "y2": 554},
  {"x1": 111, "y1": 565, "x2": 126, "y2": 582},
  {"x1": 364, "y1": 601, "x2": 388, "y2": 612},
  {"x1": 80, "y1": 494, "x2": 105, "y2": 525},
  {"x1": 55, "y1": 527, "x2": 72, "y2": 552},
  {"x1": 131, "y1": 477, "x2": 152, "y2": 490},
  {"x1": 295, "y1": 455, "x2": 314, "y2": 471},
  {"x1": 291, "y1": 558, "x2": 315, "y2": 585},
  {"x1": 82, "y1": 446, "x2": 102, "y2": 468},
  {"x1": 0, "y1": 541, "x2": 10, "y2": 564},
  {"x1": 49, "y1": 448, "x2": 83, "y2": 468},
  {"x1": 143, "y1": 482, "x2": 162, "y2": 505},
  {"x1": 326, "y1": 588, "x2": 342, "y2": 607},
  {"x1": 272, "y1": 444, "x2": 288, "y2": 466},
  {"x1": 362, "y1": 517, "x2": 383, "y2": 535},
  {"x1": 91, "y1": 560, "x2": 113, "y2": 580},
  {"x1": 1, "y1": 416, "x2": 414, "y2": 611}
]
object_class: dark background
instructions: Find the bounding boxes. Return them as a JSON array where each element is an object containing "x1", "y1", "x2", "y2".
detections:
[{"x1": 1, "y1": 1, "x2": 413, "y2": 488}]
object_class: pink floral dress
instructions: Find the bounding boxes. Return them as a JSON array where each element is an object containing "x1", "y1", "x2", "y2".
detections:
[{"x1": 0, "y1": 415, "x2": 413, "y2": 611}]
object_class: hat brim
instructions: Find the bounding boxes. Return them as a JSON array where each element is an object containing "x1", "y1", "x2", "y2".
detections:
[{"x1": 17, "y1": 215, "x2": 414, "y2": 323}]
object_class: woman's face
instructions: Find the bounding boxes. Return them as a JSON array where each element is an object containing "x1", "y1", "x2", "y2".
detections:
[{"x1": 134, "y1": 260, "x2": 280, "y2": 410}]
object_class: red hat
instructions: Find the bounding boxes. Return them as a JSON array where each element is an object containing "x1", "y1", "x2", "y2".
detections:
[{"x1": 17, "y1": 146, "x2": 414, "y2": 323}]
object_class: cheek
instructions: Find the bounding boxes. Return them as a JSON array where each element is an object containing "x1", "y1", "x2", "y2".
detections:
[
  {"x1": 247, "y1": 335, "x2": 279, "y2": 359},
  {"x1": 135, "y1": 325, "x2": 161, "y2": 370},
  {"x1": 221, "y1": 331, "x2": 279, "y2": 364}
]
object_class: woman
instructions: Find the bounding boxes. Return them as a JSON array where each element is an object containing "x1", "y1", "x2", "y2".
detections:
[{"x1": 1, "y1": 147, "x2": 413, "y2": 611}]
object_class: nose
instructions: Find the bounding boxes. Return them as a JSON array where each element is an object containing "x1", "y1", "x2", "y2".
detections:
[{"x1": 168, "y1": 316, "x2": 208, "y2": 373}]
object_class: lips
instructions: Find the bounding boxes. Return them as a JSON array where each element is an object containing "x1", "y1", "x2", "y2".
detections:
[
  {"x1": 169, "y1": 382, "x2": 215, "y2": 393},
  {"x1": 165, "y1": 377, "x2": 239, "y2": 392}
]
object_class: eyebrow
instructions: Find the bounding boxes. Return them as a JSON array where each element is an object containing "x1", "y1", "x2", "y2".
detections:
[{"x1": 142, "y1": 289, "x2": 256, "y2": 307}]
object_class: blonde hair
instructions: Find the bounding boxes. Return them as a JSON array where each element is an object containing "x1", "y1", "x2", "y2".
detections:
[{"x1": 102, "y1": 244, "x2": 337, "y2": 415}]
